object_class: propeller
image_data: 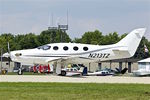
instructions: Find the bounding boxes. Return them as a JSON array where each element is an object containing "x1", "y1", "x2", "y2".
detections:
[
  {"x1": 7, "y1": 42, "x2": 11, "y2": 68},
  {"x1": 2, "y1": 42, "x2": 11, "y2": 58},
  {"x1": 1, "y1": 42, "x2": 11, "y2": 72},
  {"x1": 8, "y1": 42, "x2": 10, "y2": 54},
  {"x1": 3, "y1": 42, "x2": 22, "y2": 75}
]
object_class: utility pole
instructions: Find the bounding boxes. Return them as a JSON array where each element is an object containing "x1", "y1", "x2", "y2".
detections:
[{"x1": 1, "y1": 48, "x2": 3, "y2": 72}]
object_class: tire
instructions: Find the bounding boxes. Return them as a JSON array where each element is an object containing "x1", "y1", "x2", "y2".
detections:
[
  {"x1": 18, "y1": 69, "x2": 23, "y2": 75},
  {"x1": 61, "y1": 71, "x2": 66, "y2": 76}
]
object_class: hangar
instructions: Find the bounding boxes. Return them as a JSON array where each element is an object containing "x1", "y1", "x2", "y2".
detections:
[
  {"x1": 132, "y1": 58, "x2": 150, "y2": 76},
  {"x1": 0, "y1": 56, "x2": 140, "y2": 73},
  {"x1": 85, "y1": 58, "x2": 140, "y2": 73},
  {"x1": 138, "y1": 58, "x2": 150, "y2": 69}
]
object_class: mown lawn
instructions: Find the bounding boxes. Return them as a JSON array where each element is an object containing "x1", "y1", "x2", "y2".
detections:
[{"x1": 0, "y1": 82, "x2": 150, "y2": 100}]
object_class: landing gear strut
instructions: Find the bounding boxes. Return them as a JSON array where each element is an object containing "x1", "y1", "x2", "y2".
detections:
[{"x1": 18, "y1": 67, "x2": 23, "y2": 75}]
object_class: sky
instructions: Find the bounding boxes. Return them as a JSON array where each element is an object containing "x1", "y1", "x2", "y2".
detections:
[{"x1": 0, "y1": 0, "x2": 150, "y2": 40}]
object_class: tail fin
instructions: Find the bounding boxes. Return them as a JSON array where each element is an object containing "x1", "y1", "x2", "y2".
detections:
[
  {"x1": 116, "y1": 28, "x2": 146, "y2": 57},
  {"x1": 82, "y1": 67, "x2": 87, "y2": 75}
]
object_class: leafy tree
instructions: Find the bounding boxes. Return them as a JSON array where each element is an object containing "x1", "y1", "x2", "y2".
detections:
[
  {"x1": 101, "y1": 32, "x2": 120, "y2": 45},
  {"x1": 134, "y1": 37, "x2": 150, "y2": 59},
  {"x1": 0, "y1": 33, "x2": 15, "y2": 52},
  {"x1": 54, "y1": 30, "x2": 71, "y2": 43},
  {"x1": 81, "y1": 30, "x2": 103, "y2": 45},
  {"x1": 38, "y1": 29, "x2": 71, "y2": 45},
  {"x1": 73, "y1": 38, "x2": 82, "y2": 43}
]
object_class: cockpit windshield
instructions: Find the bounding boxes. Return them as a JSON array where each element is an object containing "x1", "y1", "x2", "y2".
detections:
[{"x1": 37, "y1": 45, "x2": 51, "y2": 50}]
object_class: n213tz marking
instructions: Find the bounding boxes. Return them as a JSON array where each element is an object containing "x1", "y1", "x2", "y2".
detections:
[{"x1": 88, "y1": 53, "x2": 110, "y2": 58}]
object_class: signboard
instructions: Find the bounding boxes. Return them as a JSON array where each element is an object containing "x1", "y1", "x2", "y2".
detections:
[
  {"x1": 58, "y1": 25, "x2": 68, "y2": 30},
  {"x1": 48, "y1": 27, "x2": 58, "y2": 30}
]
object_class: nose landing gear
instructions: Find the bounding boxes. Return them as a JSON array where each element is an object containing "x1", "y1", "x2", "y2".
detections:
[{"x1": 18, "y1": 67, "x2": 23, "y2": 75}]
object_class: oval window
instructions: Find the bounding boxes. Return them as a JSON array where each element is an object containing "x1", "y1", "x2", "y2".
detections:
[
  {"x1": 43, "y1": 45, "x2": 51, "y2": 50},
  {"x1": 53, "y1": 46, "x2": 59, "y2": 50},
  {"x1": 83, "y1": 47, "x2": 88, "y2": 51},
  {"x1": 63, "y1": 46, "x2": 68, "y2": 51},
  {"x1": 73, "y1": 46, "x2": 78, "y2": 51},
  {"x1": 37, "y1": 45, "x2": 51, "y2": 50}
]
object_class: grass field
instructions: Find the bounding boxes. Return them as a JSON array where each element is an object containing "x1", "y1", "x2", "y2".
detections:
[{"x1": 0, "y1": 83, "x2": 150, "y2": 100}]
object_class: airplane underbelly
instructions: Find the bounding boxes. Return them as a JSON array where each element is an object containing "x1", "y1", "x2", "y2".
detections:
[{"x1": 12, "y1": 56, "x2": 48, "y2": 64}]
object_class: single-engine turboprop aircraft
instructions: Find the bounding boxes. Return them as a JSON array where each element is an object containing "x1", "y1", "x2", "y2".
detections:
[{"x1": 3, "y1": 28, "x2": 146, "y2": 74}]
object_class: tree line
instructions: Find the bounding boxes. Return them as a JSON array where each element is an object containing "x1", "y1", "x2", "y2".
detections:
[{"x1": 0, "y1": 29, "x2": 149, "y2": 59}]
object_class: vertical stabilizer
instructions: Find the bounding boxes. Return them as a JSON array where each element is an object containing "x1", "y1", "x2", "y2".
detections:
[{"x1": 116, "y1": 28, "x2": 146, "y2": 57}]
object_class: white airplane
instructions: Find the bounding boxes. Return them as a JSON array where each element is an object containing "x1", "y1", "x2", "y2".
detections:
[{"x1": 3, "y1": 28, "x2": 146, "y2": 69}]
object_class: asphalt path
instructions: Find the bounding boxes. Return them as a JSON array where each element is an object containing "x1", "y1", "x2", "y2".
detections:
[{"x1": 0, "y1": 75, "x2": 150, "y2": 84}]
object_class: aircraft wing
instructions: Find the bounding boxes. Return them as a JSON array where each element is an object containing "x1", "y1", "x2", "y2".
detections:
[
  {"x1": 45, "y1": 56, "x2": 79, "y2": 63},
  {"x1": 45, "y1": 56, "x2": 95, "y2": 63},
  {"x1": 66, "y1": 72, "x2": 82, "y2": 76},
  {"x1": 45, "y1": 57, "x2": 69, "y2": 63}
]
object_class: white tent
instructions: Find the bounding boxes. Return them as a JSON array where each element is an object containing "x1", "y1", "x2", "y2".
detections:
[
  {"x1": 133, "y1": 58, "x2": 150, "y2": 76},
  {"x1": 138, "y1": 58, "x2": 150, "y2": 63},
  {"x1": 138, "y1": 58, "x2": 150, "y2": 71}
]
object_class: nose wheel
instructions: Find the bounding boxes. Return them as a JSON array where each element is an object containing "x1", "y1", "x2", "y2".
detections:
[
  {"x1": 61, "y1": 71, "x2": 66, "y2": 76},
  {"x1": 18, "y1": 68, "x2": 23, "y2": 75}
]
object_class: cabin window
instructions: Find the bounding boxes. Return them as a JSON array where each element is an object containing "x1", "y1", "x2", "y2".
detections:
[
  {"x1": 37, "y1": 45, "x2": 51, "y2": 50},
  {"x1": 43, "y1": 45, "x2": 51, "y2": 50},
  {"x1": 63, "y1": 46, "x2": 68, "y2": 51},
  {"x1": 53, "y1": 46, "x2": 59, "y2": 50},
  {"x1": 73, "y1": 46, "x2": 78, "y2": 51},
  {"x1": 83, "y1": 47, "x2": 88, "y2": 51}
]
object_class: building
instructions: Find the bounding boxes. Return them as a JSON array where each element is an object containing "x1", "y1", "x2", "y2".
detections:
[
  {"x1": 0, "y1": 57, "x2": 16, "y2": 72},
  {"x1": 138, "y1": 58, "x2": 150, "y2": 71},
  {"x1": 84, "y1": 58, "x2": 140, "y2": 73},
  {"x1": 132, "y1": 58, "x2": 150, "y2": 76},
  {"x1": 1, "y1": 56, "x2": 140, "y2": 73}
]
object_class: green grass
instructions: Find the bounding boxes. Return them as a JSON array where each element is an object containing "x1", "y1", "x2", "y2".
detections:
[{"x1": 0, "y1": 83, "x2": 150, "y2": 100}]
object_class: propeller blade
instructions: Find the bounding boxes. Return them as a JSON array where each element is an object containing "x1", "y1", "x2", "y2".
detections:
[
  {"x1": 7, "y1": 42, "x2": 11, "y2": 68},
  {"x1": 8, "y1": 42, "x2": 10, "y2": 54}
]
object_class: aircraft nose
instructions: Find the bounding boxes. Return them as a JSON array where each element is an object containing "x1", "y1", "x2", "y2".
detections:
[
  {"x1": 11, "y1": 51, "x2": 22, "y2": 57},
  {"x1": 2, "y1": 52, "x2": 10, "y2": 58},
  {"x1": 15, "y1": 53, "x2": 22, "y2": 57}
]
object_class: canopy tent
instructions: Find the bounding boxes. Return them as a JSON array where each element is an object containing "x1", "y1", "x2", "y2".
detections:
[{"x1": 138, "y1": 58, "x2": 150, "y2": 63}]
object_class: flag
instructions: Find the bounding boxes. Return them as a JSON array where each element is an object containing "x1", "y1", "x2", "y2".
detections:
[{"x1": 144, "y1": 44, "x2": 149, "y2": 53}]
